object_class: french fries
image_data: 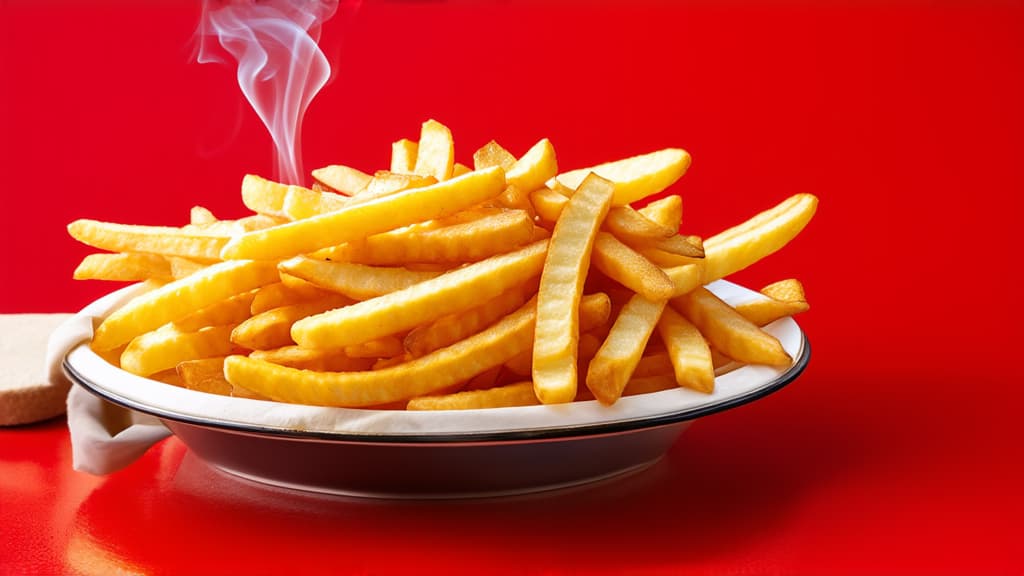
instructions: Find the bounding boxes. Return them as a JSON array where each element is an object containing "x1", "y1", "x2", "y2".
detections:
[{"x1": 69, "y1": 119, "x2": 816, "y2": 410}]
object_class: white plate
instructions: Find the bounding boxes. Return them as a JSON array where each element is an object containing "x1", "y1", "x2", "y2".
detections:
[{"x1": 63, "y1": 280, "x2": 809, "y2": 498}]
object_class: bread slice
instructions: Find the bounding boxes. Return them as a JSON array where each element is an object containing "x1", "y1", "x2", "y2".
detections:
[{"x1": 1, "y1": 314, "x2": 75, "y2": 426}]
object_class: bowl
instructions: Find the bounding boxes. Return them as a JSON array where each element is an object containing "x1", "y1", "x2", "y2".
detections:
[{"x1": 63, "y1": 280, "x2": 809, "y2": 498}]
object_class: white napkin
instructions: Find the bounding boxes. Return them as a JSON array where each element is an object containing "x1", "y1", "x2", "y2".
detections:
[{"x1": 48, "y1": 303, "x2": 170, "y2": 475}]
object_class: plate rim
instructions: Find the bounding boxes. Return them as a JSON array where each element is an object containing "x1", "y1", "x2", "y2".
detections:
[{"x1": 63, "y1": 336, "x2": 809, "y2": 445}]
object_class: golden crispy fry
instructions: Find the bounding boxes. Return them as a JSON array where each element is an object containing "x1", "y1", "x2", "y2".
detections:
[
  {"x1": 282, "y1": 186, "x2": 348, "y2": 219},
  {"x1": 630, "y1": 234, "x2": 704, "y2": 258},
  {"x1": 656, "y1": 306, "x2": 715, "y2": 393},
  {"x1": 733, "y1": 279, "x2": 809, "y2": 326},
  {"x1": 407, "y1": 381, "x2": 538, "y2": 410},
  {"x1": 121, "y1": 324, "x2": 236, "y2": 377},
  {"x1": 672, "y1": 287, "x2": 791, "y2": 366},
  {"x1": 248, "y1": 346, "x2": 374, "y2": 372},
  {"x1": 663, "y1": 263, "x2": 703, "y2": 297},
  {"x1": 702, "y1": 193, "x2": 818, "y2": 283},
  {"x1": 586, "y1": 294, "x2": 667, "y2": 405},
  {"x1": 167, "y1": 257, "x2": 209, "y2": 279},
  {"x1": 92, "y1": 260, "x2": 279, "y2": 351},
  {"x1": 404, "y1": 278, "x2": 538, "y2": 357},
  {"x1": 604, "y1": 205, "x2": 675, "y2": 244},
  {"x1": 495, "y1": 185, "x2": 536, "y2": 219},
  {"x1": 224, "y1": 298, "x2": 541, "y2": 407},
  {"x1": 355, "y1": 172, "x2": 438, "y2": 203},
  {"x1": 344, "y1": 335, "x2": 405, "y2": 359},
  {"x1": 473, "y1": 140, "x2": 517, "y2": 171},
  {"x1": 231, "y1": 295, "x2": 351, "y2": 350},
  {"x1": 530, "y1": 187, "x2": 569, "y2": 224},
  {"x1": 552, "y1": 148, "x2": 691, "y2": 205},
  {"x1": 311, "y1": 164, "x2": 372, "y2": 195},
  {"x1": 506, "y1": 138, "x2": 558, "y2": 194},
  {"x1": 391, "y1": 138, "x2": 418, "y2": 173},
  {"x1": 533, "y1": 174, "x2": 615, "y2": 404},
  {"x1": 220, "y1": 166, "x2": 507, "y2": 261},
  {"x1": 327, "y1": 209, "x2": 535, "y2": 265},
  {"x1": 249, "y1": 280, "x2": 333, "y2": 314},
  {"x1": 240, "y1": 174, "x2": 300, "y2": 219},
  {"x1": 73, "y1": 253, "x2": 172, "y2": 282},
  {"x1": 176, "y1": 357, "x2": 232, "y2": 396},
  {"x1": 190, "y1": 206, "x2": 218, "y2": 225},
  {"x1": 292, "y1": 240, "x2": 548, "y2": 349},
  {"x1": 279, "y1": 257, "x2": 442, "y2": 300},
  {"x1": 636, "y1": 246, "x2": 702, "y2": 268},
  {"x1": 590, "y1": 232, "x2": 675, "y2": 301},
  {"x1": 413, "y1": 119, "x2": 454, "y2": 181},
  {"x1": 67, "y1": 220, "x2": 230, "y2": 261},
  {"x1": 637, "y1": 195, "x2": 682, "y2": 232},
  {"x1": 173, "y1": 290, "x2": 257, "y2": 333},
  {"x1": 503, "y1": 292, "x2": 611, "y2": 377}
]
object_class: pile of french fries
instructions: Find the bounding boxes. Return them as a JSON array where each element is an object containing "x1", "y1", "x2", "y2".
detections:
[{"x1": 68, "y1": 120, "x2": 817, "y2": 410}]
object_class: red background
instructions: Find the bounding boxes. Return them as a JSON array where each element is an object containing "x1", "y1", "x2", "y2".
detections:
[{"x1": 1, "y1": 1, "x2": 1022, "y2": 574}]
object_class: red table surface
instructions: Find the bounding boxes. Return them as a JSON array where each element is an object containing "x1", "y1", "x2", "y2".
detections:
[{"x1": 2, "y1": 1, "x2": 1022, "y2": 574}]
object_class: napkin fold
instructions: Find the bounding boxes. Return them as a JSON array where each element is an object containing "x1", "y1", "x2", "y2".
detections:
[{"x1": 47, "y1": 305, "x2": 170, "y2": 475}]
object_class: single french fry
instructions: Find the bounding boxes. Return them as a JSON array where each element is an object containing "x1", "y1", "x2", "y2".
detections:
[
  {"x1": 505, "y1": 138, "x2": 558, "y2": 194},
  {"x1": 391, "y1": 138, "x2": 418, "y2": 174},
  {"x1": 733, "y1": 279, "x2": 810, "y2": 326},
  {"x1": 328, "y1": 209, "x2": 535, "y2": 265},
  {"x1": 249, "y1": 346, "x2": 374, "y2": 372},
  {"x1": 630, "y1": 234, "x2": 705, "y2": 258},
  {"x1": 279, "y1": 257, "x2": 443, "y2": 301},
  {"x1": 533, "y1": 173, "x2": 615, "y2": 404},
  {"x1": 672, "y1": 287, "x2": 791, "y2": 366},
  {"x1": 355, "y1": 172, "x2": 438, "y2": 203},
  {"x1": 603, "y1": 205, "x2": 676, "y2": 244},
  {"x1": 292, "y1": 240, "x2": 548, "y2": 349},
  {"x1": 414, "y1": 119, "x2": 455, "y2": 181},
  {"x1": 404, "y1": 277, "x2": 538, "y2": 357},
  {"x1": 167, "y1": 257, "x2": 212, "y2": 279},
  {"x1": 530, "y1": 187, "x2": 569, "y2": 224},
  {"x1": 663, "y1": 263, "x2": 703, "y2": 297},
  {"x1": 702, "y1": 193, "x2": 818, "y2": 283},
  {"x1": 190, "y1": 206, "x2": 218, "y2": 225},
  {"x1": 344, "y1": 335, "x2": 405, "y2": 359},
  {"x1": 590, "y1": 232, "x2": 675, "y2": 301},
  {"x1": 92, "y1": 260, "x2": 280, "y2": 351},
  {"x1": 121, "y1": 324, "x2": 236, "y2": 377},
  {"x1": 73, "y1": 253, "x2": 172, "y2": 282},
  {"x1": 174, "y1": 290, "x2": 257, "y2": 333},
  {"x1": 473, "y1": 140, "x2": 517, "y2": 171},
  {"x1": 282, "y1": 186, "x2": 348, "y2": 219},
  {"x1": 407, "y1": 381, "x2": 539, "y2": 410},
  {"x1": 503, "y1": 291, "x2": 612, "y2": 378},
  {"x1": 311, "y1": 164, "x2": 372, "y2": 195},
  {"x1": 176, "y1": 357, "x2": 232, "y2": 396},
  {"x1": 637, "y1": 195, "x2": 682, "y2": 232},
  {"x1": 231, "y1": 295, "x2": 351, "y2": 350},
  {"x1": 656, "y1": 306, "x2": 715, "y2": 393},
  {"x1": 67, "y1": 220, "x2": 230, "y2": 261},
  {"x1": 585, "y1": 294, "x2": 667, "y2": 405},
  {"x1": 551, "y1": 148, "x2": 691, "y2": 205},
  {"x1": 220, "y1": 166, "x2": 507, "y2": 261},
  {"x1": 250, "y1": 281, "x2": 334, "y2": 314},
  {"x1": 224, "y1": 298, "x2": 541, "y2": 407},
  {"x1": 241, "y1": 174, "x2": 301, "y2": 219}
]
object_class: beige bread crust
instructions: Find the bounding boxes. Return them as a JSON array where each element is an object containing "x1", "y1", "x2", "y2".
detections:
[{"x1": 1, "y1": 314, "x2": 74, "y2": 426}]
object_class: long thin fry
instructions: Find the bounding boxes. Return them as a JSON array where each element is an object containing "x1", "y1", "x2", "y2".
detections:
[
  {"x1": 67, "y1": 220, "x2": 229, "y2": 261},
  {"x1": 671, "y1": 287, "x2": 791, "y2": 366},
  {"x1": 220, "y1": 166, "x2": 507, "y2": 261},
  {"x1": 224, "y1": 298, "x2": 541, "y2": 407},
  {"x1": 533, "y1": 173, "x2": 614, "y2": 404},
  {"x1": 586, "y1": 294, "x2": 667, "y2": 405},
  {"x1": 407, "y1": 382, "x2": 539, "y2": 410},
  {"x1": 292, "y1": 240, "x2": 548, "y2": 349}
]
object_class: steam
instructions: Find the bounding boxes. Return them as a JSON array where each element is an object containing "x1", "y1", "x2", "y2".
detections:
[{"x1": 197, "y1": 0, "x2": 353, "y2": 185}]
